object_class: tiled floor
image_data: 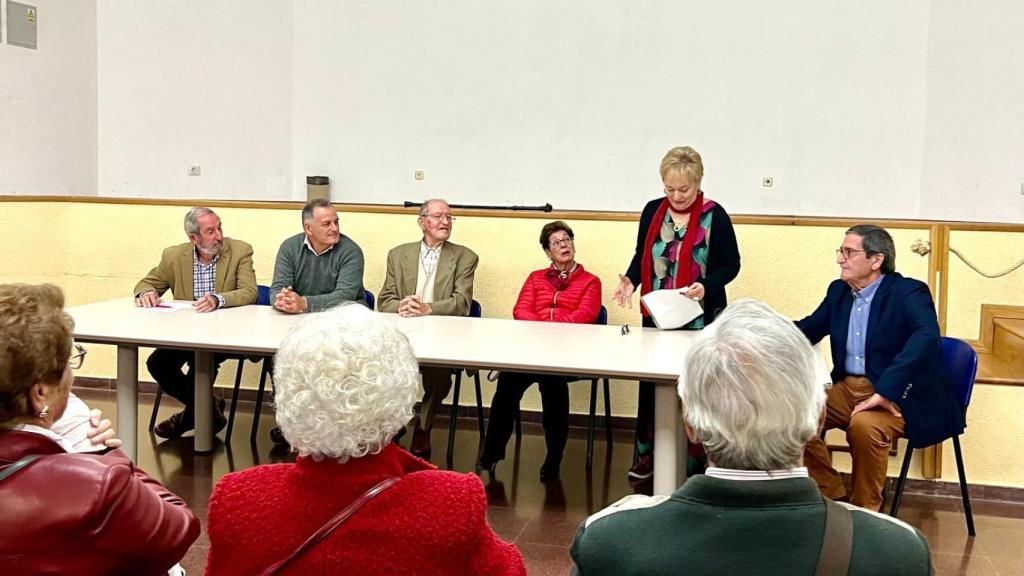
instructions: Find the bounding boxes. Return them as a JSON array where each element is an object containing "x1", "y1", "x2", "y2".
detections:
[{"x1": 78, "y1": 389, "x2": 1024, "y2": 576}]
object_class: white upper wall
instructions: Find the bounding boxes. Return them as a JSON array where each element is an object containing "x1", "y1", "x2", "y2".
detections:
[
  {"x1": 9, "y1": 1, "x2": 1022, "y2": 222},
  {"x1": 919, "y1": 0, "x2": 1024, "y2": 223},
  {"x1": 293, "y1": 1, "x2": 932, "y2": 217},
  {"x1": 0, "y1": 0, "x2": 96, "y2": 196},
  {"x1": 96, "y1": 1, "x2": 292, "y2": 199}
]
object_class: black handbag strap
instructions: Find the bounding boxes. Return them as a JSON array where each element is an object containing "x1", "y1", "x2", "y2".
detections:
[
  {"x1": 815, "y1": 498, "x2": 853, "y2": 576},
  {"x1": 0, "y1": 454, "x2": 44, "y2": 483},
  {"x1": 258, "y1": 476, "x2": 401, "y2": 576}
]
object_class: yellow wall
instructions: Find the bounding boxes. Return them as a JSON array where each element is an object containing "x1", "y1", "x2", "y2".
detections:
[{"x1": 1, "y1": 201, "x2": 1021, "y2": 487}]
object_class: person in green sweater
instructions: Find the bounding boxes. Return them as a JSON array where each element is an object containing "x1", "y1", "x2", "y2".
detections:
[
  {"x1": 270, "y1": 198, "x2": 366, "y2": 314},
  {"x1": 571, "y1": 299, "x2": 933, "y2": 576},
  {"x1": 267, "y1": 198, "x2": 366, "y2": 444}
]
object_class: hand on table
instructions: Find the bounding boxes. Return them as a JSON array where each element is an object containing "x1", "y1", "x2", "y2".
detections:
[
  {"x1": 398, "y1": 295, "x2": 432, "y2": 317},
  {"x1": 135, "y1": 291, "x2": 161, "y2": 308},
  {"x1": 193, "y1": 294, "x2": 219, "y2": 313},
  {"x1": 274, "y1": 286, "x2": 307, "y2": 314}
]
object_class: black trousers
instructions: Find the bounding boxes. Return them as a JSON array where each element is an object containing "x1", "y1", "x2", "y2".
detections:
[
  {"x1": 482, "y1": 372, "x2": 571, "y2": 465},
  {"x1": 146, "y1": 348, "x2": 228, "y2": 415}
]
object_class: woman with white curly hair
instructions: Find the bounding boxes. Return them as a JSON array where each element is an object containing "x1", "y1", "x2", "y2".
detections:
[{"x1": 204, "y1": 304, "x2": 525, "y2": 576}]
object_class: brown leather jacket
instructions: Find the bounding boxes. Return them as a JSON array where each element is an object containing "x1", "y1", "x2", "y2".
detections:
[{"x1": 0, "y1": 430, "x2": 200, "y2": 575}]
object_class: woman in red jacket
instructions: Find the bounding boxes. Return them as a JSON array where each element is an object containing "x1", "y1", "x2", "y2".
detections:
[
  {"x1": 0, "y1": 283, "x2": 200, "y2": 576},
  {"x1": 205, "y1": 303, "x2": 525, "y2": 576},
  {"x1": 479, "y1": 221, "x2": 601, "y2": 482}
]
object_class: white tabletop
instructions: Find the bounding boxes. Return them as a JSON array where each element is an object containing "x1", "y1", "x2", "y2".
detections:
[
  {"x1": 409, "y1": 314, "x2": 693, "y2": 384},
  {"x1": 66, "y1": 298, "x2": 692, "y2": 494}
]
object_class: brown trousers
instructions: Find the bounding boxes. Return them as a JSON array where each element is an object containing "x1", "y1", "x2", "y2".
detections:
[
  {"x1": 804, "y1": 375, "x2": 905, "y2": 511},
  {"x1": 417, "y1": 367, "x2": 454, "y2": 431}
]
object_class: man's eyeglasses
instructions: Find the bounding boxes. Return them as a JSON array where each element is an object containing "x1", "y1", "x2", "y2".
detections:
[
  {"x1": 423, "y1": 214, "x2": 456, "y2": 223},
  {"x1": 68, "y1": 343, "x2": 87, "y2": 370},
  {"x1": 549, "y1": 237, "x2": 574, "y2": 248},
  {"x1": 836, "y1": 247, "x2": 867, "y2": 260}
]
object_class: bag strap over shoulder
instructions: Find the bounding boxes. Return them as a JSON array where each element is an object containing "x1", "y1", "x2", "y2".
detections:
[
  {"x1": 0, "y1": 454, "x2": 44, "y2": 483},
  {"x1": 258, "y1": 475, "x2": 402, "y2": 576},
  {"x1": 815, "y1": 498, "x2": 853, "y2": 576}
]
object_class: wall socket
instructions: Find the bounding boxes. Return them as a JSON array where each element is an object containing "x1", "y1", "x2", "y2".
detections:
[
  {"x1": 188, "y1": 165, "x2": 202, "y2": 176},
  {"x1": 762, "y1": 176, "x2": 774, "y2": 188},
  {"x1": 414, "y1": 170, "x2": 424, "y2": 180}
]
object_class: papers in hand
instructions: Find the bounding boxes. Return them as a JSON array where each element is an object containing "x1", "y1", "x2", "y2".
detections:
[
  {"x1": 811, "y1": 344, "x2": 833, "y2": 388},
  {"x1": 640, "y1": 288, "x2": 703, "y2": 330}
]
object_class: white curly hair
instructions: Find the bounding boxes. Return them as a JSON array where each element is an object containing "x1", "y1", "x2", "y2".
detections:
[
  {"x1": 678, "y1": 299, "x2": 826, "y2": 470},
  {"x1": 273, "y1": 303, "x2": 419, "y2": 461}
]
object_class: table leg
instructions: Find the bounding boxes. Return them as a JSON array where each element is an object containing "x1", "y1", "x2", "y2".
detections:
[
  {"x1": 653, "y1": 384, "x2": 684, "y2": 495},
  {"x1": 116, "y1": 346, "x2": 139, "y2": 461},
  {"x1": 194, "y1": 350, "x2": 214, "y2": 453}
]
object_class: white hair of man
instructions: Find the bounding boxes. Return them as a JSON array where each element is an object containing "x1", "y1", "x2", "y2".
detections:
[
  {"x1": 273, "y1": 303, "x2": 419, "y2": 462},
  {"x1": 678, "y1": 298, "x2": 826, "y2": 470},
  {"x1": 183, "y1": 207, "x2": 216, "y2": 236},
  {"x1": 418, "y1": 198, "x2": 447, "y2": 217}
]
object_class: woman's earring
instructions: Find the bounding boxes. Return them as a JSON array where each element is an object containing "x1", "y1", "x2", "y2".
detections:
[{"x1": 38, "y1": 405, "x2": 49, "y2": 419}]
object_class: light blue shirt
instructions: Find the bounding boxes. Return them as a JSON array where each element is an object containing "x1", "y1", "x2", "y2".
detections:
[{"x1": 845, "y1": 275, "x2": 884, "y2": 375}]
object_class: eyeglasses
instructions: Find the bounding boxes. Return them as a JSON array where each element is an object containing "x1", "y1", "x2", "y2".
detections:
[
  {"x1": 549, "y1": 237, "x2": 574, "y2": 248},
  {"x1": 836, "y1": 247, "x2": 867, "y2": 260},
  {"x1": 68, "y1": 343, "x2": 87, "y2": 370},
  {"x1": 423, "y1": 214, "x2": 456, "y2": 223}
]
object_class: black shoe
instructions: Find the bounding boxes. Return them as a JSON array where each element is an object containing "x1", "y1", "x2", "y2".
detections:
[
  {"x1": 213, "y1": 398, "x2": 227, "y2": 435},
  {"x1": 540, "y1": 455, "x2": 561, "y2": 483},
  {"x1": 154, "y1": 411, "x2": 194, "y2": 439},
  {"x1": 269, "y1": 426, "x2": 288, "y2": 445},
  {"x1": 477, "y1": 456, "x2": 498, "y2": 475}
]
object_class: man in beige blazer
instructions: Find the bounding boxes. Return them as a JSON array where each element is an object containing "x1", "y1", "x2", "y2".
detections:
[
  {"x1": 134, "y1": 207, "x2": 258, "y2": 439},
  {"x1": 378, "y1": 199, "x2": 479, "y2": 457}
]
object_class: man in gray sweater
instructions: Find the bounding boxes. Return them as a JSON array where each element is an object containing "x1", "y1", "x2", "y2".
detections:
[
  {"x1": 571, "y1": 300, "x2": 933, "y2": 576},
  {"x1": 270, "y1": 198, "x2": 366, "y2": 314},
  {"x1": 268, "y1": 198, "x2": 366, "y2": 443}
]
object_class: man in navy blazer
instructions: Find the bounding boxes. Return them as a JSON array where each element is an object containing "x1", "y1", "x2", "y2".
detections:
[{"x1": 796, "y1": 224, "x2": 963, "y2": 511}]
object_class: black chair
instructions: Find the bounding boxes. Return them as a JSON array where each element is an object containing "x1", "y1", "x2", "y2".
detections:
[
  {"x1": 445, "y1": 300, "x2": 486, "y2": 462},
  {"x1": 148, "y1": 285, "x2": 274, "y2": 436},
  {"x1": 249, "y1": 289, "x2": 376, "y2": 444},
  {"x1": 223, "y1": 285, "x2": 273, "y2": 442},
  {"x1": 889, "y1": 336, "x2": 977, "y2": 536},
  {"x1": 512, "y1": 306, "x2": 614, "y2": 470}
]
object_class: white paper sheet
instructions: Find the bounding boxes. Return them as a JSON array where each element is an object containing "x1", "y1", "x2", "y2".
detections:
[
  {"x1": 812, "y1": 343, "x2": 834, "y2": 388},
  {"x1": 139, "y1": 301, "x2": 192, "y2": 313},
  {"x1": 641, "y1": 288, "x2": 704, "y2": 330}
]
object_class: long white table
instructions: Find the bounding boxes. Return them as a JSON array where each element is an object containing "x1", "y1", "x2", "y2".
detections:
[{"x1": 67, "y1": 298, "x2": 693, "y2": 494}]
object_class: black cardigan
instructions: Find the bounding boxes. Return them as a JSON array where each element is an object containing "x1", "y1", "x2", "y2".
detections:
[{"x1": 625, "y1": 197, "x2": 741, "y2": 325}]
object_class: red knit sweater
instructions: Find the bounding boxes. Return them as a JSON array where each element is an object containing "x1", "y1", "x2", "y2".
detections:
[
  {"x1": 512, "y1": 264, "x2": 602, "y2": 324},
  {"x1": 205, "y1": 444, "x2": 525, "y2": 576}
]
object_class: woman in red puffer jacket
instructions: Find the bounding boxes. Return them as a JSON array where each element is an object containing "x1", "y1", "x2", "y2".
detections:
[{"x1": 478, "y1": 221, "x2": 601, "y2": 483}]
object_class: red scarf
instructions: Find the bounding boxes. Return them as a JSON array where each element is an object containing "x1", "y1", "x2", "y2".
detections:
[{"x1": 639, "y1": 194, "x2": 704, "y2": 316}]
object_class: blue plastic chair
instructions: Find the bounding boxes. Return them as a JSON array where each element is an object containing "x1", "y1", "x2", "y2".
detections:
[
  {"x1": 446, "y1": 300, "x2": 486, "y2": 462},
  {"x1": 512, "y1": 305, "x2": 613, "y2": 470},
  {"x1": 889, "y1": 336, "x2": 976, "y2": 536}
]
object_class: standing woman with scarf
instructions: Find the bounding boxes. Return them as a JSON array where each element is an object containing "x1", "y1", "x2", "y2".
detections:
[
  {"x1": 479, "y1": 221, "x2": 602, "y2": 483},
  {"x1": 613, "y1": 146, "x2": 741, "y2": 480}
]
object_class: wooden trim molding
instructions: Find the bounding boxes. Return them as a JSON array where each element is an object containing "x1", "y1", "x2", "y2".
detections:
[{"x1": 4, "y1": 195, "x2": 1024, "y2": 231}]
